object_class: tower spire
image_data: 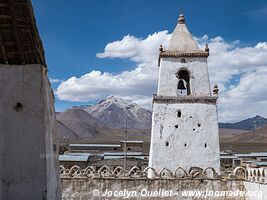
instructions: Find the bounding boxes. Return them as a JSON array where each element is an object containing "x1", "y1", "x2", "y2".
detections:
[
  {"x1": 178, "y1": 13, "x2": 185, "y2": 24},
  {"x1": 168, "y1": 12, "x2": 199, "y2": 51}
]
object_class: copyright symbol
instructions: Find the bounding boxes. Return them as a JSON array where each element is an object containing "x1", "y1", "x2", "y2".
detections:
[{"x1": 92, "y1": 189, "x2": 100, "y2": 196}]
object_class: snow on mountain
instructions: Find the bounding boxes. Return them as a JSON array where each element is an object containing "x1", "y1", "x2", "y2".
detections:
[{"x1": 82, "y1": 96, "x2": 152, "y2": 129}]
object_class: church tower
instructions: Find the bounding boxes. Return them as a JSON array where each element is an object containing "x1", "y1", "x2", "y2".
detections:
[{"x1": 148, "y1": 14, "x2": 220, "y2": 173}]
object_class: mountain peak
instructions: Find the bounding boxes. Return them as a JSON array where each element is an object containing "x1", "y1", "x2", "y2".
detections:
[
  {"x1": 104, "y1": 95, "x2": 137, "y2": 105},
  {"x1": 219, "y1": 115, "x2": 267, "y2": 131},
  {"x1": 254, "y1": 115, "x2": 263, "y2": 119},
  {"x1": 82, "y1": 96, "x2": 152, "y2": 129}
]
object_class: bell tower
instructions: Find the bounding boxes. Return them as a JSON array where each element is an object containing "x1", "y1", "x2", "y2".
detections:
[{"x1": 149, "y1": 14, "x2": 220, "y2": 173}]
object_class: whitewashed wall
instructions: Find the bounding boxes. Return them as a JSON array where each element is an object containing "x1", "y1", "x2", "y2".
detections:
[
  {"x1": 61, "y1": 178, "x2": 247, "y2": 200},
  {"x1": 158, "y1": 57, "x2": 211, "y2": 96},
  {"x1": 149, "y1": 102, "x2": 220, "y2": 173},
  {"x1": 244, "y1": 182, "x2": 267, "y2": 200},
  {"x1": 0, "y1": 64, "x2": 60, "y2": 200}
]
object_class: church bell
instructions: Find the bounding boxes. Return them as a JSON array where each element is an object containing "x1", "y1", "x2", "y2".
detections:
[{"x1": 178, "y1": 79, "x2": 186, "y2": 90}]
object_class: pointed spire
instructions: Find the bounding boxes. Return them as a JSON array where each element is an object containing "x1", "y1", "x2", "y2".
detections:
[
  {"x1": 178, "y1": 13, "x2": 185, "y2": 24},
  {"x1": 167, "y1": 13, "x2": 199, "y2": 52}
]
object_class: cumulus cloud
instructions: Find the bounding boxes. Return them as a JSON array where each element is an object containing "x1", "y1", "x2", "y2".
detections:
[
  {"x1": 96, "y1": 31, "x2": 170, "y2": 64},
  {"x1": 219, "y1": 67, "x2": 267, "y2": 122},
  {"x1": 49, "y1": 78, "x2": 63, "y2": 83},
  {"x1": 56, "y1": 30, "x2": 267, "y2": 122},
  {"x1": 56, "y1": 31, "x2": 170, "y2": 109}
]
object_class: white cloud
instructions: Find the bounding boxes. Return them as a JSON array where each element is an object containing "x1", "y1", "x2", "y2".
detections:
[
  {"x1": 49, "y1": 78, "x2": 63, "y2": 83},
  {"x1": 56, "y1": 65, "x2": 157, "y2": 105},
  {"x1": 218, "y1": 67, "x2": 267, "y2": 122},
  {"x1": 96, "y1": 31, "x2": 170, "y2": 64},
  {"x1": 56, "y1": 31, "x2": 170, "y2": 107},
  {"x1": 56, "y1": 31, "x2": 267, "y2": 122}
]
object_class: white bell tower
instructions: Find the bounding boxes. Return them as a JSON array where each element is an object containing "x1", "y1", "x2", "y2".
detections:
[{"x1": 148, "y1": 13, "x2": 220, "y2": 173}]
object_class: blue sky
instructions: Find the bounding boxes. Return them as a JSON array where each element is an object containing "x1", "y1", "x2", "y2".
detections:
[{"x1": 32, "y1": 0, "x2": 267, "y2": 122}]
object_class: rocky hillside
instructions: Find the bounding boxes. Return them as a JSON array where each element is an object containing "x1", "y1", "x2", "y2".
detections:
[
  {"x1": 219, "y1": 115, "x2": 267, "y2": 131},
  {"x1": 56, "y1": 108, "x2": 121, "y2": 141},
  {"x1": 56, "y1": 96, "x2": 267, "y2": 144},
  {"x1": 55, "y1": 120, "x2": 80, "y2": 141},
  {"x1": 226, "y1": 125, "x2": 267, "y2": 143},
  {"x1": 80, "y1": 96, "x2": 152, "y2": 130}
]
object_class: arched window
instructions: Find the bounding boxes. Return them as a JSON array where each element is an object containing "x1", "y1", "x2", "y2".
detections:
[{"x1": 177, "y1": 69, "x2": 191, "y2": 95}]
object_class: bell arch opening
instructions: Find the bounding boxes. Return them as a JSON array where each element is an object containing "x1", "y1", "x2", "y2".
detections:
[{"x1": 177, "y1": 69, "x2": 191, "y2": 95}]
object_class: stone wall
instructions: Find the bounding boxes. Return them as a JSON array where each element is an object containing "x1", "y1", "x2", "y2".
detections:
[
  {"x1": 62, "y1": 178, "x2": 246, "y2": 200},
  {"x1": 60, "y1": 165, "x2": 267, "y2": 200},
  {"x1": 0, "y1": 64, "x2": 60, "y2": 200},
  {"x1": 60, "y1": 166, "x2": 250, "y2": 200}
]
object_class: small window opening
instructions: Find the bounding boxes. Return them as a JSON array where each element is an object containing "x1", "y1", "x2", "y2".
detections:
[
  {"x1": 177, "y1": 69, "x2": 191, "y2": 95},
  {"x1": 165, "y1": 142, "x2": 169, "y2": 147},
  {"x1": 14, "y1": 102, "x2": 23, "y2": 112},
  {"x1": 198, "y1": 123, "x2": 201, "y2": 127},
  {"x1": 127, "y1": 147, "x2": 132, "y2": 151},
  {"x1": 114, "y1": 147, "x2": 118, "y2": 150},
  {"x1": 204, "y1": 143, "x2": 207, "y2": 148},
  {"x1": 177, "y1": 110, "x2": 182, "y2": 118},
  {"x1": 193, "y1": 128, "x2": 195, "y2": 131},
  {"x1": 184, "y1": 143, "x2": 187, "y2": 147},
  {"x1": 181, "y1": 58, "x2": 186, "y2": 63},
  {"x1": 174, "y1": 125, "x2": 178, "y2": 128},
  {"x1": 189, "y1": 116, "x2": 192, "y2": 118}
]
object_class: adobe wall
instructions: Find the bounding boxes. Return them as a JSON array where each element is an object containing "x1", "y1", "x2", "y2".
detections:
[
  {"x1": 158, "y1": 57, "x2": 211, "y2": 96},
  {"x1": 60, "y1": 165, "x2": 267, "y2": 200},
  {"x1": 149, "y1": 102, "x2": 220, "y2": 173},
  {"x1": 61, "y1": 178, "x2": 246, "y2": 200},
  {"x1": 59, "y1": 165, "x2": 243, "y2": 200},
  {"x1": 0, "y1": 64, "x2": 60, "y2": 200},
  {"x1": 244, "y1": 182, "x2": 267, "y2": 200}
]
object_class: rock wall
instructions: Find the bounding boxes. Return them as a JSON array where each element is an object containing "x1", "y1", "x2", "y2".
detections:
[{"x1": 0, "y1": 64, "x2": 60, "y2": 200}]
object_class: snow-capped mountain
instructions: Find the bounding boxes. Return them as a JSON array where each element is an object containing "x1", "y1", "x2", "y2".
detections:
[{"x1": 82, "y1": 96, "x2": 152, "y2": 129}]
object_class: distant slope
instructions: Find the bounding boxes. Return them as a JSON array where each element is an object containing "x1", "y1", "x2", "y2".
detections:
[
  {"x1": 82, "y1": 96, "x2": 152, "y2": 130},
  {"x1": 56, "y1": 97, "x2": 267, "y2": 145},
  {"x1": 228, "y1": 125, "x2": 267, "y2": 143},
  {"x1": 219, "y1": 128, "x2": 248, "y2": 143},
  {"x1": 219, "y1": 115, "x2": 267, "y2": 131},
  {"x1": 56, "y1": 108, "x2": 121, "y2": 140},
  {"x1": 55, "y1": 120, "x2": 80, "y2": 141}
]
